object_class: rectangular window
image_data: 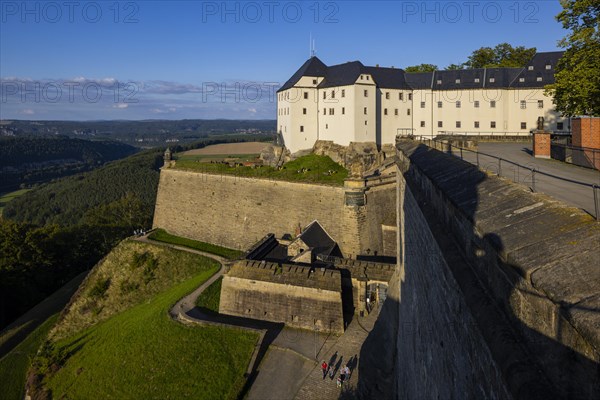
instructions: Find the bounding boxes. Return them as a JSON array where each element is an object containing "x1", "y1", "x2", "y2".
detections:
[
  {"x1": 364, "y1": 90, "x2": 368, "y2": 97},
  {"x1": 364, "y1": 120, "x2": 367, "y2": 125},
  {"x1": 521, "y1": 122, "x2": 527, "y2": 129},
  {"x1": 489, "y1": 77, "x2": 495, "y2": 83},
  {"x1": 421, "y1": 101, "x2": 426, "y2": 108},
  {"x1": 325, "y1": 124, "x2": 328, "y2": 129},
  {"x1": 438, "y1": 121, "x2": 443, "y2": 128},
  {"x1": 455, "y1": 79, "x2": 461, "y2": 84},
  {"x1": 385, "y1": 92, "x2": 390, "y2": 99},
  {"x1": 474, "y1": 121, "x2": 480, "y2": 128},
  {"x1": 490, "y1": 101, "x2": 496, "y2": 108},
  {"x1": 491, "y1": 121, "x2": 496, "y2": 128},
  {"x1": 329, "y1": 108, "x2": 334, "y2": 115},
  {"x1": 519, "y1": 77, "x2": 525, "y2": 83},
  {"x1": 520, "y1": 100, "x2": 526, "y2": 109},
  {"x1": 456, "y1": 101, "x2": 461, "y2": 108},
  {"x1": 331, "y1": 90, "x2": 335, "y2": 99},
  {"x1": 437, "y1": 101, "x2": 443, "y2": 108},
  {"x1": 304, "y1": 92, "x2": 308, "y2": 99},
  {"x1": 323, "y1": 92, "x2": 326, "y2": 99},
  {"x1": 456, "y1": 121, "x2": 461, "y2": 128},
  {"x1": 437, "y1": 79, "x2": 442, "y2": 85},
  {"x1": 303, "y1": 108, "x2": 307, "y2": 114},
  {"x1": 394, "y1": 109, "x2": 398, "y2": 116},
  {"x1": 545, "y1": 64, "x2": 551, "y2": 70},
  {"x1": 323, "y1": 108, "x2": 326, "y2": 115},
  {"x1": 407, "y1": 109, "x2": 411, "y2": 115},
  {"x1": 364, "y1": 107, "x2": 367, "y2": 115},
  {"x1": 474, "y1": 101, "x2": 480, "y2": 108},
  {"x1": 399, "y1": 93, "x2": 404, "y2": 101},
  {"x1": 300, "y1": 126, "x2": 304, "y2": 132},
  {"x1": 408, "y1": 93, "x2": 412, "y2": 100},
  {"x1": 474, "y1": 78, "x2": 480, "y2": 83},
  {"x1": 342, "y1": 107, "x2": 345, "y2": 115},
  {"x1": 420, "y1": 121, "x2": 426, "y2": 127},
  {"x1": 528, "y1": 66, "x2": 534, "y2": 71},
  {"x1": 384, "y1": 108, "x2": 388, "y2": 115},
  {"x1": 538, "y1": 100, "x2": 544, "y2": 108},
  {"x1": 557, "y1": 122, "x2": 564, "y2": 130},
  {"x1": 537, "y1": 77, "x2": 543, "y2": 82},
  {"x1": 341, "y1": 89, "x2": 345, "y2": 97}
]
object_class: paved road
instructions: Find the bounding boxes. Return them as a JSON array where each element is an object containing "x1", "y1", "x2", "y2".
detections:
[{"x1": 444, "y1": 142, "x2": 600, "y2": 217}]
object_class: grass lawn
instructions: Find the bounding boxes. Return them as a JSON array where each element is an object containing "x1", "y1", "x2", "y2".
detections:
[
  {"x1": 148, "y1": 229, "x2": 244, "y2": 260},
  {"x1": 0, "y1": 189, "x2": 31, "y2": 213},
  {"x1": 177, "y1": 153, "x2": 260, "y2": 162},
  {"x1": 0, "y1": 314, "x2": 59, "y2": 400},
  {"x1": 195, "y1": 276, "x2": 223, "y2": 314},
  {"x1": 45, "y1": 269, "x2": 259, "y2": 400},
  {"x1": 174, "y1": 154, "x2": 348, "y2": 186}
]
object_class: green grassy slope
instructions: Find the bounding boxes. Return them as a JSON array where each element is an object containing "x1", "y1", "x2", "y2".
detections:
[
  {"x1": 148, "y1": 229, "x2": 244, "y2": 260},
  {"x1": 0, "y1": 314, "x2": 59, "y2": 400},
  {"x1": 30, "y1": 240, "x2": 258, "y2": 399}
]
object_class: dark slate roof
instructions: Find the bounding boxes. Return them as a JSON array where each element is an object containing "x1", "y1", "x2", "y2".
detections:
[
  {"x1": 364, "y1": 66, "x2": 412, "y2": 89},
  {"x1": 279, "y1": 51, "x2": 564, "y2": 92},
  {"x1": 318, "y1": 61, "x2": 364, "y2": 88},
  {"x1": 511, "y1": 51, "x2": 564, "y2": 88},
  {"x1": 277, "y1": 56, "x2": 328, "y2": 92},
  {"x1": 298, "y1": 220, "x2": 336, "y2": 249}
]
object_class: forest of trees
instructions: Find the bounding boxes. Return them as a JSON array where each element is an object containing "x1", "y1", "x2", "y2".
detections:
[
  {"x1": 0, "y1": 136, "x2": 137, "y2": 193},
  {"x1": 0, "y1": 137, "x2": 270, "y2": 329}
]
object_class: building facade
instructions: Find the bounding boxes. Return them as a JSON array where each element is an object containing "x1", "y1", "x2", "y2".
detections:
[{"x1": 277, "y1": 52, "x2": 568, "y2": 153}]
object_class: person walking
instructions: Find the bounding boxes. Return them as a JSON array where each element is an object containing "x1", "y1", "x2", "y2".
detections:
[{"x1": 321, "y1": 361, "x2": 328, "y2": 379}]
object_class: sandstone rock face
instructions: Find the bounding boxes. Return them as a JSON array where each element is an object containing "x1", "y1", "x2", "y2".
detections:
[
  {"x1": 312, "y1": 140, "x2": 385, "y2": 177},
  {"x1": 259, "y1": 145, "x2": 291, "y2": 167}
]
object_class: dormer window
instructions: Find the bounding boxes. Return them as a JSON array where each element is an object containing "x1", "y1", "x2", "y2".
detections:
[
  {"x1": 537, "y1": 76, "x2": 543, "y2": 82},
  {"x1": 489, "y1": 77, "x2": 495, "y2": 83},
  {"x1": 455, "y1": 79, "x2": 461, "y2": 84},
  {"x1": 474, "y1": 78, "x2": 480, "y2": 83},
  {"x1": 360, "y1": 75, "x2": 363, "y2": 80},
  {"x1": 528, "y1": 66, "x2": 534, "y2": 71},
  {"x1": 437, "y1": 79, "x2": 442, "y2": 85},
  {"x1": 519, "y1": 77, "x2": 525, "y2": 82},
  {"x1": 545, "y1": 64, "x2": 551, "y2": 70},
  {"x1": 313, "y1": 79, "x2": 317, "y2": 84},
  {"x1": 366, "y1": 75, "x2": 370, "y2": 80}
]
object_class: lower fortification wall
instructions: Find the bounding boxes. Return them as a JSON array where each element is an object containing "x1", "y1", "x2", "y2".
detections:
[
  {"x1": 152, "y1": 168, "x2": 363, "y2": 255},
  {"x1": 219, "y1": 276, "x2": 344, "y2": 333}
]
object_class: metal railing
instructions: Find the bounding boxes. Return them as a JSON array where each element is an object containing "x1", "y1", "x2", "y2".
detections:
[{"x1": 412, "y1": 136, "x2": 600, "y2": 220}]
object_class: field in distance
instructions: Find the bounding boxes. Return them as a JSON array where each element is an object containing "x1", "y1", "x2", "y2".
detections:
[{"x1": 182, "y1": 141, "x2": 269, "y2": 156}]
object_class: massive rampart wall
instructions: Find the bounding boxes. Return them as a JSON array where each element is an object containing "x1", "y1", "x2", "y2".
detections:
[
  {"x1": 153, "y1": 168, "x2": 396, "y2": 257},
  {"x1": 387, "y1": 140, "x2": 599, "y2": 399}
]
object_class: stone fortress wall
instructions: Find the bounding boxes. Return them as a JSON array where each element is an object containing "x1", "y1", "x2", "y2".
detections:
[
  {"x1": 152, "y1": 168, "x2": 396, "y2": 258},
  {"x1": 219, "y1": 260, "x2": 344, "y2": 334}
]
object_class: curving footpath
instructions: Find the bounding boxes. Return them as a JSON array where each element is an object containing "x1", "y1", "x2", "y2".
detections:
[{"x1": 136, "y1": 235, "x2": 379, "y2": 399}]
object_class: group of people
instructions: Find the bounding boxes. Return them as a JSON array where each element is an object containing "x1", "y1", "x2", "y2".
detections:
[{"x1": 321, "y1": 361, "x2": 351, "y2": 387}]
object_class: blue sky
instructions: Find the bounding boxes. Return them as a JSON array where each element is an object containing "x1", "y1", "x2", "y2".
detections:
[{"x1": 0, "y1": 0, "x2": 566, "y2": 120}]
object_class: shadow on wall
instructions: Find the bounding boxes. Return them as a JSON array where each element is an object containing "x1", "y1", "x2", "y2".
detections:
[{"x1": 355, "y1": 142, "x2": 599, "y2": 399}]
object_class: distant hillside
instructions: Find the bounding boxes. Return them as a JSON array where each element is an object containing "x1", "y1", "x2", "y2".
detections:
[
  {"x1": 0, "y1": 119, "x2": 276, "y2": 147},
  {"x1": 28, "y1": 240, "x2": 257, "y2": 400},
  {"x1": 0, "y1": 136, "x2": 137, "y2": 192},
  {"x1": 2, "y1": 147, "x2": 163, "y2": 226}
]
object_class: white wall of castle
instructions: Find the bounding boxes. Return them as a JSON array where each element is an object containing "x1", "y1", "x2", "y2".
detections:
[{"x1": 277, "y1": 77, "x2": 568, "y2": 153}]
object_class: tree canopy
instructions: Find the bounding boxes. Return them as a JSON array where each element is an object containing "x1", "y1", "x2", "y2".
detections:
[
  {"x1": 405, "y1": 43, "x2": 536, "y2": 72},
  {"x1": 404, "y1": 64, "x2": 438, "y2": 73},
  {"x1": 463, "y1": 43, "x2": 537, "y2": 69},
  {"x1": 545, "y1": 0, "x2": 600, "y2": 116}
]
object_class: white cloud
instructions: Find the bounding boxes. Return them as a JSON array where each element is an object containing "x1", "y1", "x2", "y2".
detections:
[
  {"x1": 21, "y1": 109, "x2": 34, "y2": 115},
  {"x1": 113, "y1": 103, "x2": 128, "y2": 109}
]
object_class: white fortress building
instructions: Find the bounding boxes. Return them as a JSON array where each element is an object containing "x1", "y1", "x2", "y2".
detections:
[{"x1": 277, "y1": 52, "x2": 567, "y2": 153}]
